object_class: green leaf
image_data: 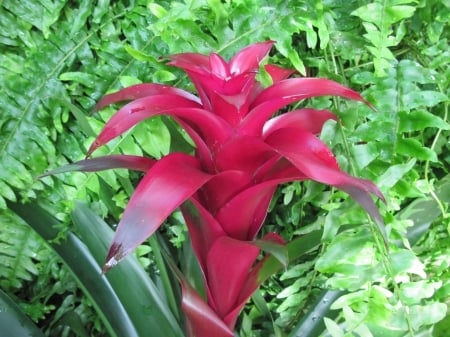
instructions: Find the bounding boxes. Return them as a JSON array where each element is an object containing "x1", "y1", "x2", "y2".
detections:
[
  {"x1": 56, "y1": 311, "x2": 91, "y2": 337},
  {"x1": 70, "y1": 202, "x2": 185, "y2": 337},
  {"x1": 433, "y1": 313, "x2": 450, "y2": 337},
  {"x1": 389, "y1": 250, "x2": 426, "y2": 278},
  {"x1": 397, "y1": 173, "x2": 450, "y2": 245},
  {"x1": 254, "y1": 237, "x2": 288, "y2": 268},
  {"x1": 316, "y1": 228, "x2": 373, "y2": 273},
  {"x1": 350, "y1": 142, "x2": 379, "y2": 171},
  {"x1": 0, "y1": 210, "x2": 48, "y2": 290},
  {"x1": 352, "y1": 4, "x2": 415, "y2": 27},
  {"x1": 323, "y1": 317, "x2": 344, "y2": 337},
  {"x1": 2, "y1": 0, "x2": 66, "y2": 39},
  {"x1": 153, "y1": 70, "x2": 178, "y2": 82},
  {"x1": 132, "y1": 116, "x2": 171, "y2": 159},
  {"x1": 257, "y1": 230, "x2": 322, "y2": 284},
  {"x1": 399, "y1": 110, "x2": 450, "y2": 132},
  {"x1": 330, "y1": 290, "x2": 367, "y2": 310},
  {"x1": 410, "y1": 303, "x2": 448, "y2": 330},
  {"x1": 0, "y1": 288, "x2": 46, "y2": 337},
  {"x1": 397, "y1": 138, "x2": 438, "y2": 161},
  {"x1": 376, "y1": 159, "x2": 416, "y2": 189},
  {"x1": 9, "y1": 200, "x2": 184, "y2": 337},
  {"x1": 352, "y1": 2, "x2": 417, "y2": 75},
  {"x1": 402, "y1": 90, "x2": 448, "y2": 110},
  {"x1": 148, "y1": 3, "x2": 168, "y2": 18},
  {"x1": 8, "y1": 201, "x2": 136, "y2": 337},
  {"x1": 124, "y1": 44, "x2": 161, "y2": 63},
  {"x1": 287, "y1": 290, "x2": 342, "y2": 337},
  {"x1": 399, "y1": 281, "x2": 442, "y2": 305}
]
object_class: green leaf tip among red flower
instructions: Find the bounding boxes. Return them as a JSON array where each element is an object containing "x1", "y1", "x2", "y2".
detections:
[{"x1": 43, "y1": 41, "x2": 385, "y2": 336}]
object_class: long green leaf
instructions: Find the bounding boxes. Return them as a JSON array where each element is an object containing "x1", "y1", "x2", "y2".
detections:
[
  {"x1": 8, "y1": 200, "x2": 136, "y2": 337},
  {"x1": 288, "y1": 290, "x2": 342, "y2": 337},
  {"x1": 0, "y1": 288, "x2": 46, "y2": 337},
  {"x1": 70, "y1": 201, "x2": 185, "y2": 337},
  {"x1": 9, "y1": 200, "x2": 185, "y2": 337}
]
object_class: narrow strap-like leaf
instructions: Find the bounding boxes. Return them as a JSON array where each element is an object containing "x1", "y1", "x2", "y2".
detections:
[{"x1": 38, "y1": 155, "x2": 155, "y2": 178}]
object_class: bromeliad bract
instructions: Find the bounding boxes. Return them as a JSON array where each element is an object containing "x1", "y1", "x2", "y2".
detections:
[{"x1": 43, "y1": 41, "x2": 384, "y2": 336}]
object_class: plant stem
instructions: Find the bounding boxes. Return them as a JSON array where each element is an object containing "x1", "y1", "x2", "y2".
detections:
[{"x1": 424, "y1": 89, "x2": 448, "y2": 219}]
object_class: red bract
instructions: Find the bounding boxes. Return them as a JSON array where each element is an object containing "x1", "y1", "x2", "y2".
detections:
[{"x1": 45, "y1": 41, "x2": 385, "y2": 336}]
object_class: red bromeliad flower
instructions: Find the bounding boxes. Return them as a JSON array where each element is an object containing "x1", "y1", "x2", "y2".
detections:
[{"x1": 43, "y1": 41, "x2": 385, "y2": 336}]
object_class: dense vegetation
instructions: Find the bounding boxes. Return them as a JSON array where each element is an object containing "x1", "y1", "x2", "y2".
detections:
[{"x1": 0, "y1": 1, "x2": 448, "y2": 336}]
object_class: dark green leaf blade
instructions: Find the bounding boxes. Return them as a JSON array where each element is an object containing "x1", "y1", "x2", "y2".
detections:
[
  {"x1": 71, "y1": 201, "x2": 185, "y2": 337},
  {"x1": 8, "y1": 200, "x2": 138, "y2": 337},
  {"x1": 0, "y1": 288, "x2": 46, "y2": 337}
]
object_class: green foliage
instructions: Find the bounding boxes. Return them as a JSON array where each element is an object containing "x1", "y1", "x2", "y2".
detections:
[
  {"x1": 10, "y1": 200, "x2": 184, "y2": 337},
  {"x1": 0, "y1": 288, "x2": 46, "y2": 337},
  {"x1": 1, "y1": 0, "x2": 449, "y2": 336},
  {"x1": 0, "y1": 210, "x2": 48, "y2": 290},
  {"x1": 351, "y1": 0, "x2": 417, "y2": 76}
]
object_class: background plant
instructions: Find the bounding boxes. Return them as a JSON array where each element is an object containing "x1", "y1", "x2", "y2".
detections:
[{"x1": 0, "y1": 0, "x2": 448, "y2": 336}]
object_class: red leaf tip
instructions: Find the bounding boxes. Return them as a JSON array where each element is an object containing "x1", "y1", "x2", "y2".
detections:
[
  {"x1": 86, "y1": 140, "x2": 101, "y2": 158},
  {"x1": 102, "y1": 243, "x2": 124, "y2": 274}
]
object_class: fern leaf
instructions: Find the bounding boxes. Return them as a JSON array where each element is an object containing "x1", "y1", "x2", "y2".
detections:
[
  {"x1": 352, "y1": 0, "x2": 417, "y2": 76},
  {"x1": 0, "y1": 210, "x2": 49, "y2": 290}
]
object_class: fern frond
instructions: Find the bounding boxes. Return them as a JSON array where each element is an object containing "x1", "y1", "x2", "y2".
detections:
[
  {"x1": 0, "y1": 210, "x2": 50, "y2": 290},
  {"x1": 0, "y1": 1, "x2": 172, "y2": 215}
]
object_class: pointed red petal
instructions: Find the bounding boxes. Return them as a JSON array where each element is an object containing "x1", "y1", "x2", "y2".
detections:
[
  {"x1": 229, "y1": 41, "x2": 274, "y2": 75},
  {"x1": 88, "y1": 95, "x2": 202, "y2": 156},
  {"x1": 199, "y1": 170, "x2": 253, "y2": 214},
  {"x1": 181, "y1": 283, "x2": 234, "y2": 337},
  {"x1": 251, "y1": 78, "x2": 373, "y2": 109},
  {"x1": 180, "y1": 199, "x2": 226, "y2": 273},
  {"x1": 210, "y1": 53, "x2": 230, "y2": 79},
  {"x1": 214, "y1": 135, "x2": 275, "y2": 173},
  {"x1": 166, "y1": 255, "x2": 234, "y2": 337},
  {"x1": 180, "y1": 198, "x2": 225, "y2": 314},
  {"x1": 103, "y1": 153, "x2": 212, "y2": 272},
  {"x1": 94, "y1": 83, "x2": 200, "y2": 111},
  {"x1": 254, "y1": 157, "x2": 305, "y2": 183},
  {"x1": 263, "y1": 108, "x2": 337, "y2": 136},
  {"x1": 227, "y1": 232, "x2": 322, "y2": 328},
  {"x1": 265, "y1": 127, "x2": 385, "y2": 224},
  {"x1": 167, "y1": 52, "x2": 211, "y2": 74},
  {"x1": 264, "y1": 64, "x2": 296, "y2": 83},
  {"x1": 216, "y1": 169, "x2": 315, "y2": 241},
  {"x1": 38, "y1": 155, "x2": 155, "y2": 178},
  {"x1": 215, "y1": 182, "x2": 277, "y2": 240},
  {"x1": 223, "y1": 233, "x2": 286, "y2": 328},
  {"x1": 206, "y1": 237, "x2": 260, "y2": 320},
  {"x1": 209, "y1": 91, "x2": 242, "y2": 126},
  {"x1": 241, "y1": 78, "x2": 373, "y2": 136},
  {"x1": 87, "y1": 97, "x2": 231, "y2": 157}
]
